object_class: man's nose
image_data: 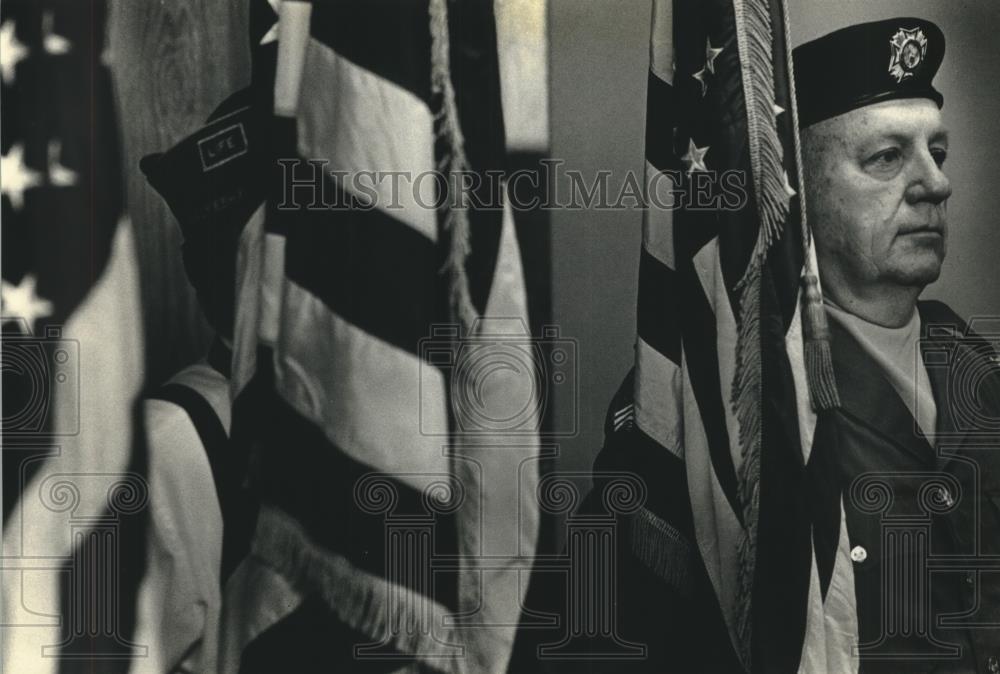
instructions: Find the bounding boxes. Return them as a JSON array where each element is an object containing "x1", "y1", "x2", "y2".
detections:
[{"x1": 905, "y1": 149, "x2": 952, "y2": 205}]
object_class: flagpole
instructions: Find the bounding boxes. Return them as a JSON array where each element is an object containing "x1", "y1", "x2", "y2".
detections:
[
  {"x1": 273, "y1": 1, "x2": 312, "y2": 119},
  {"x1": 778, "y1": 0, "x2": 840, "y2": 411}
]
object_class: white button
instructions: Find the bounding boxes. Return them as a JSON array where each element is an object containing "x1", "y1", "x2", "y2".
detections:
[{"x1": 851, "y1": 545, "x2": 867, "y2": 563}]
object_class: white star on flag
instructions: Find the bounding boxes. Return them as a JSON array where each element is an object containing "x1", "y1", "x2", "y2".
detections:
[
  {"x1": 682, "y1": 138, "x2": 710, "y2": 175},
  {"x1": 704, "y1": 38, "x2": 724, "y2": 74},
  {"x1": 773, "y1": 103, "x2": 785, "y2": 117},
  {"x1": 2, "y1": 275, "x2": 53, "y2": 334},
  {"x1": 692, "y1": 67, "x2": 708, "y2": 96},
  {"x1": 2, "y1": 143, "x2": 43, "y2": 211},
  {"x1": 260, "y1": 0, "x2": 281, "y2": 45},
  {"x1": 47, "y1": 141, "x2": 78, "y2": 187},
  {"x1": 693, "y1": 38, "x2": 724, "y2": 96},
  {"x1": 0, "y1": 20, "x2": 28, "y2": 84},
  {"x1": 42, "y1": 11, "x2": 71, "y2": 55}
]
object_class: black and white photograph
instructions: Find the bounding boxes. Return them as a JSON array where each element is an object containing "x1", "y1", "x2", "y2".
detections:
[{"x1": 3, "y1": 0, "x2": 1000, "y2": 672}]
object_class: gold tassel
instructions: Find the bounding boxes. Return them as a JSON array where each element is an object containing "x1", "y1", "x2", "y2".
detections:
[{"x1": 801, "y1": 274, "x2": 840, "y2": 410}]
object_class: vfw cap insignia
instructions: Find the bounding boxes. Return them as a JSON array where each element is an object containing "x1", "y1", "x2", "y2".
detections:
[{"x1": 889, "y1": 27, "x2": 929, "y2": 82}]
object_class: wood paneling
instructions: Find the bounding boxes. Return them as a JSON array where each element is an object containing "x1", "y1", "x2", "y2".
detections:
[{"x1": 108, "y1": 0, "x2": 250, "y2": 387}]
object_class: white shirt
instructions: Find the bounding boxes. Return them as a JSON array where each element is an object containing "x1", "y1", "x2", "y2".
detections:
[
  {"x1": 131, "y1": 362, "x2": 230, "y2": 674},
  {"x1": 825, "y1": 303, "x2": 937, "y2": 444}
]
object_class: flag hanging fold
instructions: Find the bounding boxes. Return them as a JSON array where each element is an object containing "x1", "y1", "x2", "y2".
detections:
[
  {"x1": 627, "y1": 0, "x2": 854, "y2": 670},
  {"x1": 221, "y1": 1, "x2": 540, "y2": 672},
  {"x1": 2, "y1": 1, "x2": 146, "y2": 671}
]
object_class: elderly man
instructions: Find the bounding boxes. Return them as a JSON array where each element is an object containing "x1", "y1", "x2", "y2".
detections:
[
  {"x1": 561, "y1": 16, "x2": 1000, "y2": 674},
  {"x1": 796, "y1": 17, "x2": 1000, "y2": 674}
]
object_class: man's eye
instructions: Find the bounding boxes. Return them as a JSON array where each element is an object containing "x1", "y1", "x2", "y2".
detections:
[
  {"x1": 930, "y1": 147, "x2": 948, "y2": 167},
  {"x1": 869, "y1": 148, "x2": 902, "y2": 166}
]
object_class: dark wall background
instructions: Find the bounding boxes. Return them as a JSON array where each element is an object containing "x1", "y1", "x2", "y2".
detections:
[{"x1": 547, "y1": 0, "x2": 1000, "y2": 482}]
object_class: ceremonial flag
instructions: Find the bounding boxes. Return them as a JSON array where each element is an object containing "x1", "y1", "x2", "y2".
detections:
[
  {"x1": 629, "y1": 0, "x2": 855, "y2": 670},
  {"x1": 220, "y1": 1, "x2": 541, "y2": 672},
  {"x1": 1, "y1": 0, "x2": 146, "y2": 671}
]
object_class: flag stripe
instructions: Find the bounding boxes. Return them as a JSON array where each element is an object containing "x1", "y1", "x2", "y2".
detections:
[
  {"x1": 635, "y1": 337, "x2": 683, "y2": 456},
  {"x1": 649, "y1": 0, "x2": 675, "y2": 86},
  {"x1": 643, "y1": 161, "x2": 677, "y2": 269},
  {"x1": 231, "y1": 205, "x2": 266, "y2": 396},
  {"x1": 247, "y1": 386, "x2": 462, "y2": 613},
  {"x1": 677, "y1": 257, "x2": 740, "y2": 516},
  {"x1": 310, "y1": 0, "x2": 434, "y2": 105},
  {"x1": 692, "y1": 239, "x2": 745, "y2": 477},
  {"x1": 281, "y1": 182, "x2": 448, "y2": 358},
  {"x1": 682, "y1": 347, "x2": 744, "y2": 652},
  {"x1": 637, "y1": 246, "x2": 681, "y2": 364},
  {"x1": 644, "y1": 70, "x2": 680, "y2": 173},
  {"x1": 274, "y1": 280, "x2": 452, "y2": 485},
  {"x1": 451, "y1": 203, "x2": 540, "y2": 673},
  {"x1": 298, "y1": 38, "x2": 438, "y2": 241},
  {"x1": 259, "y1": 231, "x2": 286, "y2": 347}
]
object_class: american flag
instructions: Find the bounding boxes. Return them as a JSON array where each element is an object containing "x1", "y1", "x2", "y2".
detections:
[
  {"x1": 629, "y1": 0, "x2": 855, "y2": 670},
  {"x1": 220, "y1": 1, "x2": 540, "y2": 672},
  {"x1": 1, "y1": 0, "x2": 146, "y2": 672}
]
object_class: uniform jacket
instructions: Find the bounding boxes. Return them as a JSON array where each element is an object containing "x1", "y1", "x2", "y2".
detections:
[
  {"x1": 564, "y1": 300, "x2": 1000, "y2": 674},
  {"x1": 809, "y1": 300, "x2": 1000, "y2": 673}
]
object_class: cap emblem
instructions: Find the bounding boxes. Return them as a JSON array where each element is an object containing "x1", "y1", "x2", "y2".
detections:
[{"x1": 889, "y1": 27, "x2": 928, "y2": 82}]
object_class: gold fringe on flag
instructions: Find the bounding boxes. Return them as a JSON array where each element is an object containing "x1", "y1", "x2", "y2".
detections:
[
  {"x1": 429, "y1": 0, "x2": 479, "y2": 334},
  {"x1": 252, "y1": 506, "x2": 465, "y2": 673},
  {"x1": 730, "y1": 0, "x2": 793, "y2": 666}
]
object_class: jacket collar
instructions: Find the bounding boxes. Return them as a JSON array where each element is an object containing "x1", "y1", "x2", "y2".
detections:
[{"x1": 827, "y1": 307, "x2": 936, "y2": 467}]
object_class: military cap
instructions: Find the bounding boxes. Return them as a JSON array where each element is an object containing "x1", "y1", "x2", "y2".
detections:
[
  {"x1": 140, "y1": 88, "x2": 267, "y2": 338},
  {"x1": 793, "y1": 17, "x2": 945, "y2": 128},
  {"x1": 140, "y1": 87, "x2": 266, "y2": 241}
]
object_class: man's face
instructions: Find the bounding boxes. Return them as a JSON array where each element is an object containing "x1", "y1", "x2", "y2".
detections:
[{"x1": 802, "y1": 98, "x2": 952, "y2": 301}]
